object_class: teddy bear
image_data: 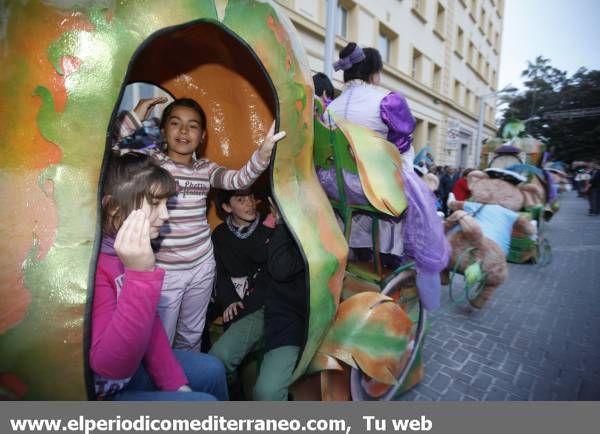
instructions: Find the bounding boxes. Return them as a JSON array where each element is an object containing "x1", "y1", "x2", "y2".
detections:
[{"x1": 444, "y1": 170, "x2": 537, "y2": 308}]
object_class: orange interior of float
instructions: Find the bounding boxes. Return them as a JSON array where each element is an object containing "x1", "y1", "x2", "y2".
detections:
[{"x1": 124, "y1": 21, "x2": 277, "y2": 226}]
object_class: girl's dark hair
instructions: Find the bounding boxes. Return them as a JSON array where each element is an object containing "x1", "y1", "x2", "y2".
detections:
[
  {"x1": 313, "y1": 72, "x2": 334, "y2": 99},
  {"x1": 339, "y1": 43, "x2": 383, "y2": 83},
  {"x1": 159, "y1": 98, "x2": 207, "y2": 131},
  {"x1": 102, "y1": 152, "x2": 177, "y2": 235}
]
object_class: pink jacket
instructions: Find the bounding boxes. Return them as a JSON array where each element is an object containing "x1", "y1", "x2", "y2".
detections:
[{"x1": 90, "y1": 253, "x2": 187, "y2": 398}]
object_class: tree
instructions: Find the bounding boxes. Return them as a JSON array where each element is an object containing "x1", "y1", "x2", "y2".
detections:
[{"x1": 500, "y1": 57, "x2": 600, "y2": 164}]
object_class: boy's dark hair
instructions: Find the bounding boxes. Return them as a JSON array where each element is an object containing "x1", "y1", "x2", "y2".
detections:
[
  {"x1": 160, "y1": 98, "x2": 207, "y2": 132},
  {"x1": 339, "y1": 43, "x2": 383, "y2": 83},
  {"x1": 313, "y1": 72, "x2": 334, "y2": 100},
  {"x1": 102, "y1": 152, "x2": 177, "y2": 235}
]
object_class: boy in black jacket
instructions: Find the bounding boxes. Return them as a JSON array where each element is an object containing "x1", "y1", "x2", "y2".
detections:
[{"x1": 209, "y1": 191, "x2": 307, "y2": 400}]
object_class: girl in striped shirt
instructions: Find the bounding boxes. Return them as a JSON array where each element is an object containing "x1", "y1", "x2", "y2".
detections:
[{"x1": 113, "y1": 96, "x2": 285, "y2": 351}]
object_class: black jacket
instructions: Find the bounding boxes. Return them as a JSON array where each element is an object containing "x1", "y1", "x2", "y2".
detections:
[
  {"x1": 211, "y1": 222, "x2": 272, "y2": 323},
  {"x1": 264, "y1": 223, "x2": 308, "y2": 350}
]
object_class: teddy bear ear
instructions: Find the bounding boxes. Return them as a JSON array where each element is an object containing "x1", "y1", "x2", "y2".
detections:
[
  {"x1": 466, "y1": 170, "x2": 488, "y2": 186},
  {"x1": 468, "y1": 170, "x2": 488, "y2": 180}
]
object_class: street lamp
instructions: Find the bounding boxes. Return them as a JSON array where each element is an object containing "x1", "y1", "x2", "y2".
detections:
[{"x1": 474, "y1": 84, "x2": 514, "y2": 168}]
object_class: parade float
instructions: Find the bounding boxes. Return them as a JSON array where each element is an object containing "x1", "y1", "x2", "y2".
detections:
[
  {"x1": 0, "y1": 0, "x2": 424, "y2": 400},
  {"x1": 481, "y1": 120, "x2": 554, "y2": 264}
]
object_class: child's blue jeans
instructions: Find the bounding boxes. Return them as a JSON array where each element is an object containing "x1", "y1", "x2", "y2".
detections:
[{"x1": 111, "y1": 350, "x2": 228, "y2": 401}]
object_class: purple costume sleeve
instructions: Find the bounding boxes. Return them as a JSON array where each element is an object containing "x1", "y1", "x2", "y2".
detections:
[{"x1": 380, "y1": 92, "x2": 416, "y2": 154}]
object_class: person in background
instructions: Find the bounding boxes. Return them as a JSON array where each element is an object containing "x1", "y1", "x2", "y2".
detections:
[
  {"x1": 451, "y1": 168, "x2": 474, "y2": 202},
  {"x1": 451, "y1": 166, "x2": 463, "y2": 190},
  {"x1": 312, "y1": 72, "x2": 335, "y2": 106},
  {"x1": 586, "y1": 162, "x2": 600, "y2": 215},
  {"x1": 438, "y1": 166, "x2": 453, "y2": 217}
]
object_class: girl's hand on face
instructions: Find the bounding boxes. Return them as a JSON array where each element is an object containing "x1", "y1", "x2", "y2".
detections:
[
  {"x1": 133, "y1": 97, "x2": 168, "y2": 122},
  {"x1": 223, "y1": 301, "x2": 244, "y2": 323},
  {"x1": 114, "y1": 210, "x2": 156, "y2": 272},
  {"x1": 258, "y1": 120, "x2": 286, "y2": 162}
]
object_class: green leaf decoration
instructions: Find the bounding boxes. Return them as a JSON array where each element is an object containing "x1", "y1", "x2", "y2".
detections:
[
  {"x1": 331, "y1": 114, "x2": 407, "y2": 216},
  {"x1": 317, "y1": 292, "x2": 413, "y2": 385}
]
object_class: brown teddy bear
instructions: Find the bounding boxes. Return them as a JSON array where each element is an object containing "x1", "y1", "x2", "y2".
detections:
[{"x1": 445, "y1": 170, "x2": 536, "y2": 308}]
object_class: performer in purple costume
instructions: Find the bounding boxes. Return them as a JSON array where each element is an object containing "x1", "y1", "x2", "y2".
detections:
[{"x1": 318, "y1": 43, "x2": 449, "y2": 310}]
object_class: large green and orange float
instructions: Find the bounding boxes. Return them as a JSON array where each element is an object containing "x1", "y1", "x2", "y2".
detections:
[{"x1": 0, "y1": 0, "x2": 423, "y2": 400}]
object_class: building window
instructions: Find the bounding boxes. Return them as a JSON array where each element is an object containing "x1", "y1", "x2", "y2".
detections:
[
  {"x1": 432, "y1": 64, "x2": 442, "y2": 92},
  {"x1": 470, "y1": 0, "x2": 477, "y2": 21},
  {"x1": 414, "y1": 118, "x2": 425, "y2": 150},
  {"x1": 487, "y1": 105, "x2": 495, "y2": 123},
  {"x1": 455, "y1": 26, "x2": 464, "y2": 56},
  {"x1": 485, "y1": 61, "x2": 490, "y2": 82},
  {"x1": 412, "y1": 0, "x2": 427, "y2": 22},
  {"x1": 491, "y1": 69, "x2": 497, "y2": 89},
  {"x1": 487, "y1": 21, "x2": 493, "y2": 42},
  {"x1": 435, "y1": 2, "x2": 446, "y2": 37},
  {"x1": 411, "y1": 48, "x2": 423, "y2": 81},
  {"x1": 477, "y1": 52, "x2": 483, "y2": 74},
  {"x1": 427, "y1": 122, "x2": 438, "y2": 148},
  {"x1": 474, "y1": 95, "x2": 481, "y2": 114},
  {"x1": 494, "y1": 31, "x2": 500, "y2": 51},
  {"x1": 468, "y1": 41, "x2": 475, "y2": 65},
  {"x1": 465, "y1": 88, "x2": 472, "y2": 111},
  {"x1": 453, "y1": 80, "x2": 462, "y2": 104},
  {"x1": 379, "y1": 23, "x2": 398, "y2": 66},
  {"x1": 379, "y1": 33, "x2": 391, "y2": 63},
  {"x1": 479, "y1": 7, "x2": 486, "y2": 29},
  {"x1": 337, "y1": 4, "x2": 348, "y2": 38}
]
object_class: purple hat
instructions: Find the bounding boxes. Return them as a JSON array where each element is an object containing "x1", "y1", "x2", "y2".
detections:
[
  {"x1": 333, "y1": 45, "x2": 366, "y2": 71},
  {"x1": 495, "y1": 144, "x2": 522, "y2": 154}
]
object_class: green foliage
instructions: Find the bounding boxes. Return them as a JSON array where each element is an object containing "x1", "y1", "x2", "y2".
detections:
[{"x1": 500, "y1": 57, "x2": 600, "y2": 163}]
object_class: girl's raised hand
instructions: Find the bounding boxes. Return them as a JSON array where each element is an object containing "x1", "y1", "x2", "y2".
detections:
[
  {"x1": 133, "y1": 96, "x2": 168, "y2": 122},
  {"x1": 258, "y1": 120, "x2": 286, "y2": 162},
  {"x1": 114, "y1": 210, "x2": 155, "y2": 272}
]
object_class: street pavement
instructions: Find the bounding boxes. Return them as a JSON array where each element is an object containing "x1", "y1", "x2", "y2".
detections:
[{"x1": 398, "y1": 191, "x2": 600, "y2": 401}]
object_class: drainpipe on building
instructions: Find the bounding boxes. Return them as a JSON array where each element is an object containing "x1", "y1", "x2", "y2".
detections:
[
  {"x1": 474, "y1": 85, "x2": 514, "y2": 168},
  {"x1": 323, "y1": 0, "x2": 336, "y2": 79},
  {"x1": 474, "y1": 98, "x2": 487, "y2": 169}
]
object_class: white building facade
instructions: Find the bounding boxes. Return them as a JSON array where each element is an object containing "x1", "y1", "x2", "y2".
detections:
[{"x1": 275, "y1": 0, "x2": 504, "y2": 168}]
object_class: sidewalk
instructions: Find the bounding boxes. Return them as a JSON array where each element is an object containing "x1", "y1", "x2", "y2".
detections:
[{"x1": 398, "y1": 191, "x2": 600, "y2": 401}]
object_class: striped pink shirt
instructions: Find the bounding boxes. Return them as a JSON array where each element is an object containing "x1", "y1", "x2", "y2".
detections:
[{"x1": 113, "y1": 112, "x2": 270, "y2": 270}]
